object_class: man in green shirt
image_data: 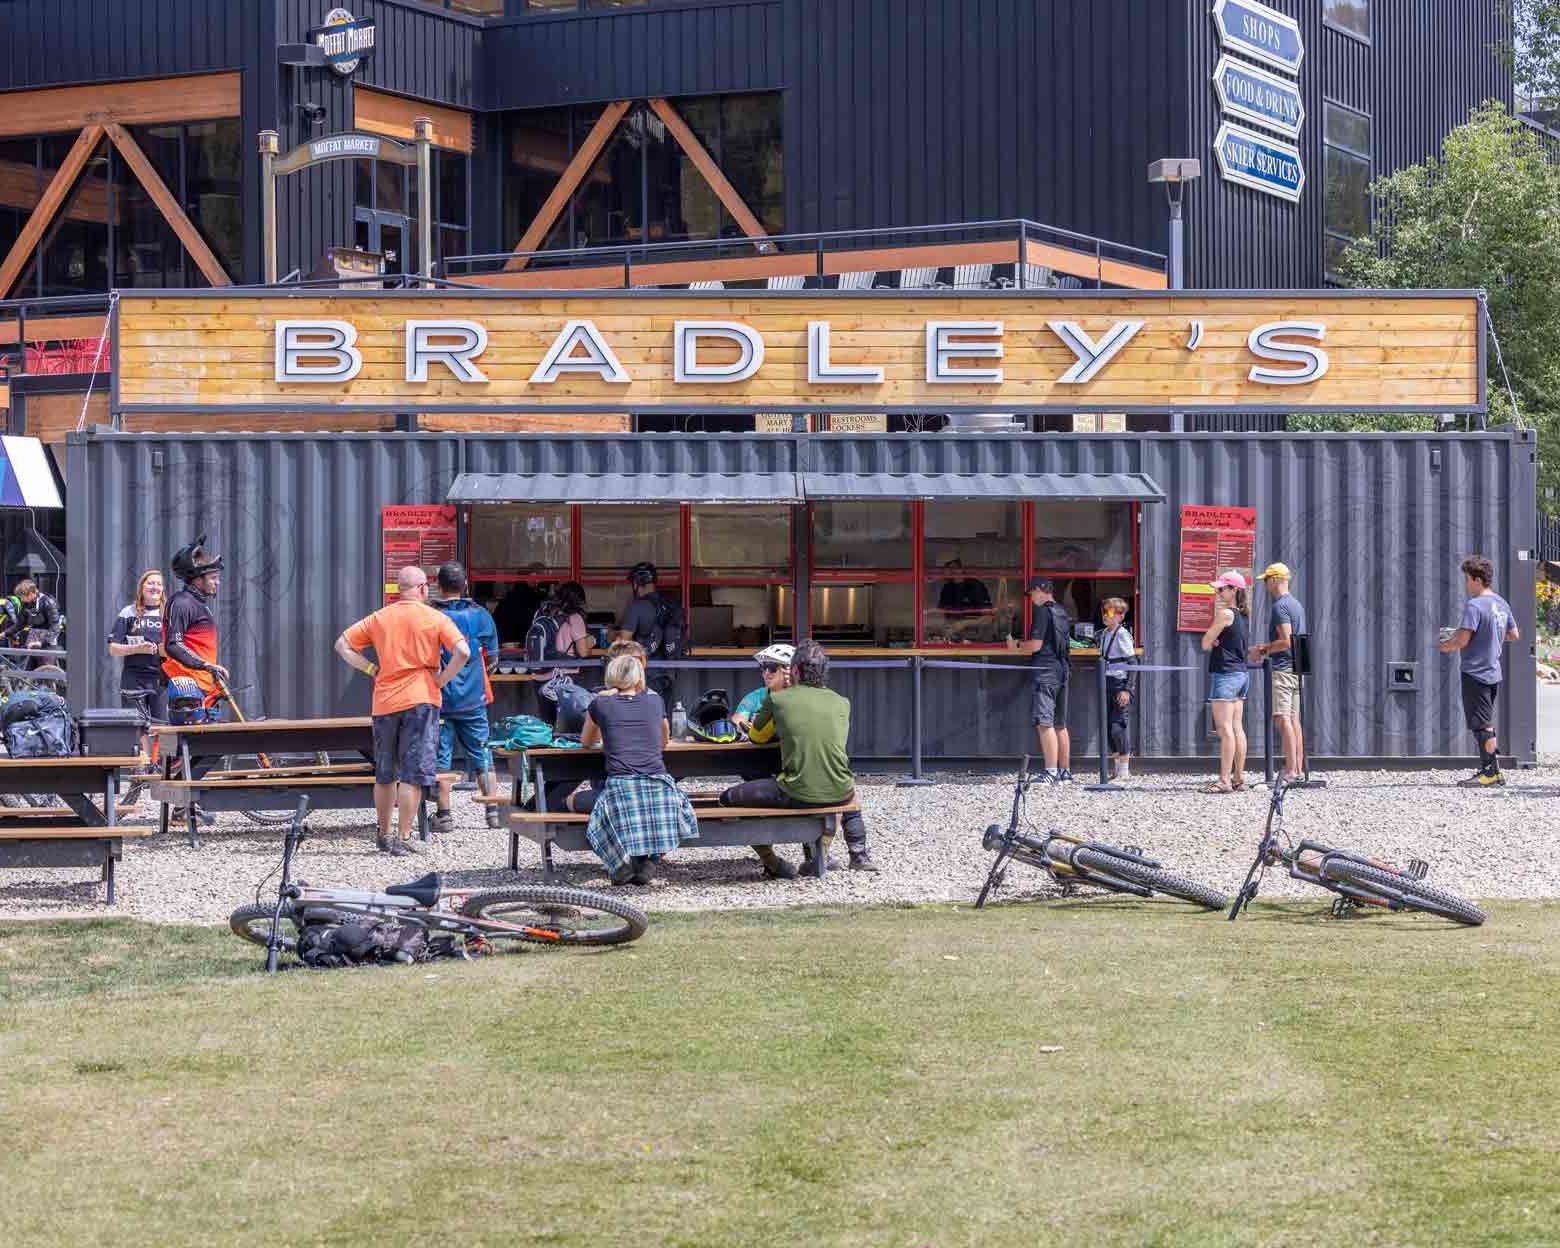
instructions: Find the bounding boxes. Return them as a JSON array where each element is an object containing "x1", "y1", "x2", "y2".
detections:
[{"x1": 720, "y1": 639, "x2": 879, "y2": 874}]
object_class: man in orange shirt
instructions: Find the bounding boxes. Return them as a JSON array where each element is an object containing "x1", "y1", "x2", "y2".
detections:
[{"x1": 334, "y1": 566, "x2": 470, "y2": 854}]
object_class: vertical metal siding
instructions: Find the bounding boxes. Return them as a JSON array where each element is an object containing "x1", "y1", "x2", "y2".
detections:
[{"x1": 67, "y1": 430, "x2": 1535, "y2": 764}]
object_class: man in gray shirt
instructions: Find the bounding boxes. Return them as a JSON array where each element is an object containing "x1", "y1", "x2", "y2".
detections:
[
  {"x1": 1438, "y1": 554, "x2": 1519, "y2": 788},
  {"x1": 1249, "y1": 561, "x2": 1307, "y2": 782}
]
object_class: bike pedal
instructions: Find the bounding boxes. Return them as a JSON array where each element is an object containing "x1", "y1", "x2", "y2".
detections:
[
  {"x1": 1406, "y1": 859, "x2": 1429, "y2": 881},
  {"x1": 1122, "y1": 845, "x2": 1144, "y2": 858},
  {"x1": 1329, "y1": 896, "x2": 1360, "y2": 919}
]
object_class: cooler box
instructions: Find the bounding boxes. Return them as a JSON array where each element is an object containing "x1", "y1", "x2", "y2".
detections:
[{"x1": 76, "y1": 707, "x2": 146, "y2": 756}]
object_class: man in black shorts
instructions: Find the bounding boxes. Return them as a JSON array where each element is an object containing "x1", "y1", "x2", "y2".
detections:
[{"x1": 1009, "y1": 576, "x2": 1073, "y2": 783}]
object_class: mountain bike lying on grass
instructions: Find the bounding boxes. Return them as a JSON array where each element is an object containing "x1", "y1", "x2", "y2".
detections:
[
  {"x1": 230, "y1": 799, "x2": 649, "y2": 971},
  {"x1": 975, "y1": 757, "x2": 1228, "y2": 911},
  {"x1": 1227, "y1": 779, "x2": 1485, "y2": 926}
]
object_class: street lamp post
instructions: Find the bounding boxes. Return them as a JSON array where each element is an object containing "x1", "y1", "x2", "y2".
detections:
[{"x1": 1148, "y1": 158, "x2": 1202, "y2": 432}]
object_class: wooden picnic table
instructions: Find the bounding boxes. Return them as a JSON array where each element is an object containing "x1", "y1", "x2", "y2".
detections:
[
  {"x1": 0, "y1": 755, "x2": 149, "y2": 904},
  {"x1": 494, "y1": 739, "x2": 781, "y2": 808}
]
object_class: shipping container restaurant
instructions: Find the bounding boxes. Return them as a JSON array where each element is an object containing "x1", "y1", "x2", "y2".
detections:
[{"x1": 62, "y1": 286, "x2": 1536, "y2": 767}]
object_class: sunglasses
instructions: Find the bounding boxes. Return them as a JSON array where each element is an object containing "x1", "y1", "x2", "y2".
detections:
[{"x1": 760, "y1": 663, "x2": 783, "y2": 675}]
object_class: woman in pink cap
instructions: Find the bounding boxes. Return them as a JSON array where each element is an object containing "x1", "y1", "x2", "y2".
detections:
[{"x1": 1200, "y1": 570, "x2": 1251, "y2": 793}]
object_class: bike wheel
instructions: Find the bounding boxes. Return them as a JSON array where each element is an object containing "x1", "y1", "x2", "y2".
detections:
[
  {"x1": 229, "y1": 902, "x2": 302, "y2": 951},
  {"x1": 459, "y1": 885, "x2": 648, "y2": 947},
  {"x1": 235, "y1": 752, "x2": 333, "y2": 825},
  {"x1": 1072, "y1": 848, "x2": 1229, "y2": 911},
  {"x1": 1321, "y1": 859, "x2": 1486, "y2": 926}
]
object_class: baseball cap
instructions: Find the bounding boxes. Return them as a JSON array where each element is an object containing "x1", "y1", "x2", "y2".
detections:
[
  {"x1": 1210, "y1": 570, "x2": 1248, "y2": 591},
  {"x1": 1027, "y1": 575, "x2": 1054, "y2": 592},
  {"x1": 1259, "y1": 561, "x2": 1292, "y2": 581}
]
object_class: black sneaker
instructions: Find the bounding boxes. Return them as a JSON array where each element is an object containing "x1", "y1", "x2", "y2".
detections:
[
  {"x1": 761, "y1": 857, "x2": 800, "y2": 880},
  {"x1": 485, "y1": 806, "x2": 502, "y2": 830},
  {"x1": 630, "y1": 856, "x2": 654, "y2": 886},
  {"x1": 609, "y1": 862, "x2": 637, "y2": 886},
  {"x1": 376, "y1": 836, "x2": 393, "y2": 853},
  {"x1": 848, "y1": 850, "x2": 880, "y2": 873},
  {"x1": 432, "y1": 811, "x2": 454, "y2": 835}
]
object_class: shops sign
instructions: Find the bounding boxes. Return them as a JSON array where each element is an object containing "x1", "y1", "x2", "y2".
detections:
[
  {"x1": 310, "y1": 8, "x2": 376, "y2": 76},
  {"x1": 1212, "y1": 56, "x2": 1304, "y2": 140},
  {"x1": 1211, "y1": 0, "x2": 1304, "y2": 75},
  {"x1": 1214, "y1": 122, "x2": 1304, "y2": 202}
]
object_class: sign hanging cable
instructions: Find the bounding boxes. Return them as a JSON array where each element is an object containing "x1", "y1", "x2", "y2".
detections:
[
  {"x1": 1481, "y1": 292, "x2": 1524, "y2": 431},
  {"x1": 75, "y1": 289, "x2": 120, "y2": 433}
]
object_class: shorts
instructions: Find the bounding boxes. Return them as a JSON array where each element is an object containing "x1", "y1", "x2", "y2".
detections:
[
  {"x1": 120, "y1": 681, "x2": 167, "y2": 723},
  {"x1": 1208, "y1": 670, "x2": 1249, "y2": 702},
  {"x1": 1460, "y1": 674, "x2": 1499, "y2": 732},
  {"x1": 438, "y1": 708, "x2": 492, "y2": 774},
  {"x1": 1270, "y1": 670, "x2": 1301, "y2": 717},
  {"x1": 372, "y1": 703, "x2": 440, "y2": 787},
  {"x1": 1031, "y1": 679, "x2": 1070, "y2": 727}
]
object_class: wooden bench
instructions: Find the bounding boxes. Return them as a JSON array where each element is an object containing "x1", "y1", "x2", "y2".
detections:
[
  {"x1": 508, "y1": 797, "x2": 862, "y2": 881},
  {"x1": 150, "y1": 771, "x2": 461, "y2": 847},
  {"x1": 0, "y1": 825, "x2": 154, "y2": 905}
]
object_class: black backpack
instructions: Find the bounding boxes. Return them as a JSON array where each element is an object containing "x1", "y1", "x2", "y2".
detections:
[
  {"x1": 650, "y1": 594, "x2": 687, "y2": 659},
  {"x1": 2, "y1": 692, "x2": 78, "y2": 758},
  {"x1": 525, "y1": 610, "x2": 563, "y2": 664}
]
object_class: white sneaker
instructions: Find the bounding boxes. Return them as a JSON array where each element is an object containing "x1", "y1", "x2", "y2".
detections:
[{"x1": 1115, "y1": 765, "x2": 1131, "y2": 780}]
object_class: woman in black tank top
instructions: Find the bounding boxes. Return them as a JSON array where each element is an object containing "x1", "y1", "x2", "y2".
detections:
[{"x1": 1200, "y1": 574, "x2": 1252, "y2": 793}]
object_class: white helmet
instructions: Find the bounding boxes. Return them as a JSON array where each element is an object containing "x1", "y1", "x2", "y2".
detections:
[{"x1": 754, "y1": 643, "x2": 795, "y2": 666}]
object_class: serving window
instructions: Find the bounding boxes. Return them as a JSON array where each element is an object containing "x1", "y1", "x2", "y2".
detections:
[{"x1": 1033, "y1": 502, "x2": 1140, "y2": 641}]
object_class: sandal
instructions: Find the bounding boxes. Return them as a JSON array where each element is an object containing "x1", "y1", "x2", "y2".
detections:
[{"x1": 1201, "y1": 781, "x2": 1234, "y2": 794}]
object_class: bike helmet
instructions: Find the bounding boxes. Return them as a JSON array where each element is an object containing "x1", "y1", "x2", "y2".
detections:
[
  {"x1": 688, "y1": 688, "x2": 739, "y2": 744},
  {"x1": 627, "y1": 560, "x2": 658, "y2": 588},
  {"x1": 167, "y1": 675, "x2": 208, "y2": 725},
  {"x1": 171, "y1": 533, "x2": 224, "y2": 582},
  {"x1": 753, "y1": 643, "x2": 795, "y2": 668},
  {"x1": 551, "y1": 682, "x2": 593, "y2": 737}
]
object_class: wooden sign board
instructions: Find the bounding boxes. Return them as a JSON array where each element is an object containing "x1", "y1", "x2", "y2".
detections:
[{"x1": 113, "y1": 290, "x2": 1483, "y2": 417}]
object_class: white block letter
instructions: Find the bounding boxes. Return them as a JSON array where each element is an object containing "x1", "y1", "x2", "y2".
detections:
[
  {"x1": 675, "y1": 321, "x2": 766, "y2": 383},
  {"x1": 807, "y1": 321, "x2": 884, "y2": 385},
  {"x1": 1247, "y1": 321, "x2": 1329, "y2": 385},
  {"x1": 1049, "y1": 320, "x2": 1144, "y2": 384},
  {"x1": 925, "y1": 322, "x2": 1004, "y2": 384},
  {"x1": 405, "y1": 320, "x2": 489, "y2": 383},
  {"x1": 275, "y1": 321, "x2": 363, "y2": 383},
  {"x1": 529, "y1": 320, "x2": 630, "y2": 384}
]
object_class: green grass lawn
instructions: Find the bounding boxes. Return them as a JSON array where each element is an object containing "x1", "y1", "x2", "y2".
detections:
[{"x1": 3, "y1": 900, "x2": 1558, "y2": 1247}]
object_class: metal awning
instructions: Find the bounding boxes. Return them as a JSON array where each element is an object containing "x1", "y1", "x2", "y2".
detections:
[
  {"x1": 799, "y1": 471, "x2": 1165, "y2": 503},
  {"x1": 447, "y1": 471, "x2": 804, "y2": 505}
]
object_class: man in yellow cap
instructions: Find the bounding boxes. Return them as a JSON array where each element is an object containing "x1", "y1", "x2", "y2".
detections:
[{"x1": 1248, "y1": 561, "x2": 1306, "y2": 781}]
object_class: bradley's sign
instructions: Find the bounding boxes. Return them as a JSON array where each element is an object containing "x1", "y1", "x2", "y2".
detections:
[{"x1": 111, "y1": 291, "x2": 1485, "y2": 416}]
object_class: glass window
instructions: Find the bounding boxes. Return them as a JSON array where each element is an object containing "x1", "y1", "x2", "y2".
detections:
[
  {"x1": 810, "y1": 582, "x2": 915, "y2": 648},
  {"x1": 643, "y1": 101, "x2": 721, "y2": 245},
  {"x1": 1324, "y1": 102, "x2": 1372, "y2": 282},
  {"x1": 184, "y1": 119, "x2": 242, "y2": 280},
  {"x1": 1324, "y1": 0, "x2": 1370, "y2": 40},
  {"x1": 469, "y1": 503, "x2": 573, "y2": 573},
  {"x1": 1050, "y1": 577, "x2": 1138, "y2": 638},
  {"x1": 525, "y1": 1, "x2": 581, "y2": 12},
  {"x1": 923, "y1": 502, "x2": 1023, "y2": 645},
  {"x1": 569, "y1": 106, "x2": 641, "y2": 249},
  {"x1": 449, "y1": 0, "x2": 505, "y2": 12},
  {"x1": 504, "y1": 108, "x2": 573, "y2": 251},
  {"x1": 1035, "y1": 503, "x2": 1133, "y2": 572},
  {"x1": 375, "y1": 160, "x2": 406, "y2": 214},
  {"x1": 38, "y1": 136, "x2": 110, "y2": 296},
  {"x1": 437, "y1": 150, "x2": 468, "y2": 228},
  {"x1": 580, "y1": 503, "x2": 680, "y2": 574},
  {"x1": 812, "y1": 503, "x2": 913, "y2": 568},
  {"x1": 0, "y1": 138, "x2": 37, "y2": 281},
  {"x1": 691, "y1": 506, "x2": 790, "y2": 578},
  {"x1": 115, "y1": 126, "x2": 183, "y2": 287},
  {"x1": 720, "y1": 93, "x2": 784, "y2": 235},
  {"x1": 585, "y1": 1, "x2": 648, "y2": 7}
]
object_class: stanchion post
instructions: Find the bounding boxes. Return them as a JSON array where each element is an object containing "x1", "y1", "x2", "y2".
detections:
[
  {"x1": 897, "y1": 656, "x2": 934, "y2": 787},
  {"x1": 1292, "y1": 669, "x2": 1327, "y2": 788},
  {"x1": 1084, "y1": 650, "x2": 1122, "y2": 792},
  {"x1": 1262, "y1": 659, "x2": 1275, "y2": 787}
]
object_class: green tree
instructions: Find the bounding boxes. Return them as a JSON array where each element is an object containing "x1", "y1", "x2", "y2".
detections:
[
  {"x1": 1335, "y1": 103, "x2": 1560, "y2": 496},
  {"x1": 1497, "y1": 1, "x2": 1560, "y2": 109}
]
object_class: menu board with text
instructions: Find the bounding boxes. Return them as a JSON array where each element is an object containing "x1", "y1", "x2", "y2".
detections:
[
  {"x1": 1176, "y1": 504, "x2": 1257, "y2": 631},
  {"x1": 382, "y1": 505, "x2": 458, "y2": 604}
]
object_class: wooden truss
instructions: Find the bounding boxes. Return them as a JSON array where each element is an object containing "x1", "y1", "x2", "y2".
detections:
[{"x1": 504, "y1": 97, "x2": 771, "y2": 272}]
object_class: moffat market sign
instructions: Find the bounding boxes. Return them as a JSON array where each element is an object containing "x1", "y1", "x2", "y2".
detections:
[{"x1": 112, "y1": 291, "x2": 1484, "y2": 415}]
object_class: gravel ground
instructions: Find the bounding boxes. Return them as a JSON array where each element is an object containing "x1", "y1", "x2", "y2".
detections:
[{"x1": 3, "y1": 760, "x2": 1559, "y2": 924}]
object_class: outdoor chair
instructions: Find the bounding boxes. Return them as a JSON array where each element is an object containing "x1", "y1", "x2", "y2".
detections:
[
  {"x1": 998, "y1": 263, "x2": 1053, "y2": 290},
  {"x1": 898, "y1": 266, "x2": 943, "y2": 290},
  {"x1": 836, "y1": 271, "x2": 877, "y2": 290},
  {"x1": 766, "y1": 275, "x2": 806, "y2": 290},
  {"x1": 951, "y1": 262, "x2": 994, "y2": 289},
  {"x1": 690, "y1": 280, "x2": 725, "y2": 290}
]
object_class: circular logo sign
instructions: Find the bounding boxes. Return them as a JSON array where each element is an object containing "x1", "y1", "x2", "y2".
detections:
[{"x1": 318, "y1": 8, "x2": 371, "y2": 77}]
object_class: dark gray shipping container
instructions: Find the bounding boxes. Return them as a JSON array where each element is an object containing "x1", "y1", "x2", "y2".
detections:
[{"x1": 67, "y1": 429, "x2": 1537, "y2": 766}]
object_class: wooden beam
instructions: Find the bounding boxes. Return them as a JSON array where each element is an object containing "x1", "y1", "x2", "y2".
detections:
[
  {"x1": 354, "y1": 87, "x2": 473, "y2": 154},
  {"x1": 104, "y1": 123, "x2": 231, "y2": 287},
  {"x1": 505, "y1": 99, "x2": 633, "y2": 271},
  {"x1": 0, "y1": 125, "x2": 104, "y2": 300},
  {"x1": 648, "y1": 97, "x2": 770, "y2": 244},
  {"x1": 0, "y1": 73, "x2": 241, "y2": 139},
  {"x1": 0, "y1": 315, "x2": 109, "y2": 346}
]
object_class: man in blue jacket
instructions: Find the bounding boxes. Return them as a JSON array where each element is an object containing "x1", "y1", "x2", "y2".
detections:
[{"x1": 431, "y1": 562, "x2": 501, "y2": 831}]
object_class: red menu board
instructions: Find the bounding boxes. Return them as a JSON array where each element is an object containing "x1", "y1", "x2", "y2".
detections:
[
  {"x1": 1177, "y1": 505, "x2": 1257, "y2": 632},
  {"x1": 382, "y1": 505, "x2": 458, "y2": 604}
]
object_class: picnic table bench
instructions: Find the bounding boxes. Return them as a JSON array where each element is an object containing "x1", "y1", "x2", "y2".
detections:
[
  {"x1": 495, "y1": 740, "x2": 859, "y2": 880},
  {"x1": 0, "y1": 754, "x2": 148, "y2": 904}
]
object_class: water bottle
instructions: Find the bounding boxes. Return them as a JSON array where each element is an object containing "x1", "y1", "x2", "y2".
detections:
[{"x1": 671, "y1": 701, "x2": 687, "y2": 740}]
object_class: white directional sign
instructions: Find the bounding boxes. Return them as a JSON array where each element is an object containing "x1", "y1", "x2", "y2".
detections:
[
  {"x1": 1213, "y1": 55, "x2": 1305, "y2": 140},
  {"x1": 1214, "y1": 122, "x2": 1305, "y2": 203},
  {"x1": 1212, "y1": 0, "x2": 1304, "y2": 75}
]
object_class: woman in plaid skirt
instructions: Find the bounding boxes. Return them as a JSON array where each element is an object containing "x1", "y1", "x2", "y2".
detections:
[{"x1": 580, "y1": 653, "x2": 698, "y2": 886}]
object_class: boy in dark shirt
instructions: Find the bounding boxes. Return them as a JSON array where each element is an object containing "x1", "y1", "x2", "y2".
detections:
[{"x1": 1008, "y1": 576, "x2": 1073, "y2": 783}]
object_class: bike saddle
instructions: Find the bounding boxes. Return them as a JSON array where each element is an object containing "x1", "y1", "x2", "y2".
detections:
[{"x1": 386, "y1": 871, "x2": 443, "y2": 907}]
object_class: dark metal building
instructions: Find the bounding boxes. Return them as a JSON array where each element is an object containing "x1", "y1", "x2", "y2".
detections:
[
  {"x1": 66, "y1": 428, "x2": 1540, "y2": 766},
  {"x1": 0, "y1": 0, "x2": 1515, "y2": 292}
]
